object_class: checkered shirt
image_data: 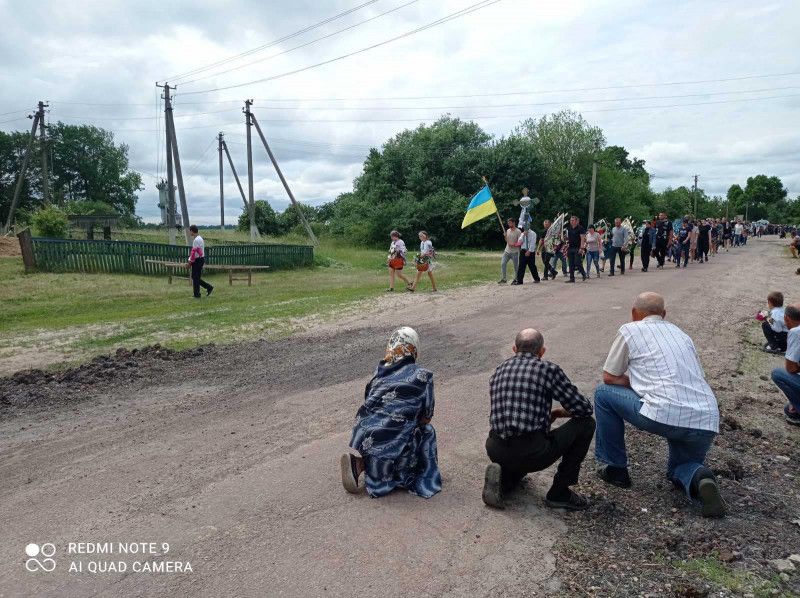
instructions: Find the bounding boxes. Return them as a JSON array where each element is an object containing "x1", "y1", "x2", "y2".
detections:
[{"x1": 489, "y1": 353, "x2": 593, "y2": 439}]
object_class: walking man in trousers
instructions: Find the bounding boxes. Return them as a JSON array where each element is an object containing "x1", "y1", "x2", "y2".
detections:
[
  {"x1": 513, "y1": 225, "x2": 540, "y2": 284},
  {"x1": 188, "y1": 225, "x2": 214, "y2": 299}
]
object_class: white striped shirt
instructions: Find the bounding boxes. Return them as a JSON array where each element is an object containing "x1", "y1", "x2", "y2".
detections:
[{"x1": 603, "y1": 316, "x2": 719, "y2": 432}]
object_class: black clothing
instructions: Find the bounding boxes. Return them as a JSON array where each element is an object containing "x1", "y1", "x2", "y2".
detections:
[
  {"x1": 640, "y1": 229, "x2": 652, "y2": 271},
  {"x1": 762, "y1": 321, "x2": 788, "y2": 352},
  {"x1": 541, "y1": 251, "x2": 557, "y2": 279},
  {"x1": 609, "y1": 246, "x2": 625, "y2": 274},
  {"x1": 566, "y1": 225, "x2": 586, "y2": 249},
  {"x1": 568, "y1": 248, "x2": 587, "y2": 281},
  {"x1": 655, "y1": 219, "x2": 671, "y2": 240},
  {"x1": 486, "y1": 417, "x2": 596, "y2": 494},
  {"x1": 515, "y1": 251, "x2": 540, "y2": 283},
  {"x1": 191, "y1": 257, "x2": 213, "y2": 297}
]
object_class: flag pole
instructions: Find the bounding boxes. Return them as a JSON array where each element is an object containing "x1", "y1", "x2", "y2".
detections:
[{"x1": 482, "y1": 176, "x2": 507, "y2": 237}]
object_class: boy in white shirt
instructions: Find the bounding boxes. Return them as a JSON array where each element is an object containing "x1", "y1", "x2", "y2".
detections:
[{"x1": 760, "y1": 291, "x2": 788, "y2": 353}]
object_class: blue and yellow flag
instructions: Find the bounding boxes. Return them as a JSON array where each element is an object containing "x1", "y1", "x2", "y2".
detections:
[{"x1": 461, "y1": 185, "x2": 497, "y2": 229}]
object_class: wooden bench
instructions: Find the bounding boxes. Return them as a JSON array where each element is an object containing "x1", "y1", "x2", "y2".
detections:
[{"x1": 144, "y1": 260, "x2": 270, "y2": 286}]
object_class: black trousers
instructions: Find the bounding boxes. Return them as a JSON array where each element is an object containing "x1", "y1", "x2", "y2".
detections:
[
  {"x1": 640, "y1": 243, "x2": 651, "y2": 270},
  {"x1": 567, "y1": 248, "x2": 587, "y2": 281},
  {"x1": 541, "y1": 251, "x2": 557, "y2": 278},
  {"x1": 191, "y1": 257, "x2": 213, "y2": 297},
  {"x1": 515, "y1": 251, "x2": 540, "y2": 283},
  {"x1": 609, "y1": 246, "x2": 625, "y2": 274},
  {"x1": 655, "y1": 238, "x2": 668, "y2": 266},
  {"x1": 698, "y1": 242, "x2": 709, "y2": 260},
  {"x1": 763, "y1": 321, "x2": 788, "y2": 351},
  {"x1": 486, "y1": 417, "x2": 596, "y2": 492},
  {"x1": 628, "y1": 244, "x2": 636, "y2": 268}
]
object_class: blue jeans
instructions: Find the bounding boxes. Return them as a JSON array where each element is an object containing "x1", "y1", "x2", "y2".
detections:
[
  {"x1": 771, "y1": 368, "x2": 800, "y2": 410},
  {"x1": 594, "y1": 384, "x2": 716, "y2": 496},
  {"x1": 585, "y1": 250, "x2": 600, "y2": 275}
]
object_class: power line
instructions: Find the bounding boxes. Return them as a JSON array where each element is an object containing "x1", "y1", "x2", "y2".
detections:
[
  {"x1": 164, "y1": 0, "x2": 382, "y2": 83},
  {"x1": 180, "y1": 0, "x2": 504, "y2": 96},
  {"x1": 178, "y1": 0, "x2": 420, "y2": 86},
  {"x1": 184, "y1": 137, "x2": 218, "y2": 176}
]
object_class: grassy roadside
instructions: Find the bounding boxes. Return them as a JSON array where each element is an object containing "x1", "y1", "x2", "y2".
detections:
[{"x1": 0, "y1": 237, "x2": 498, "y2": 372}]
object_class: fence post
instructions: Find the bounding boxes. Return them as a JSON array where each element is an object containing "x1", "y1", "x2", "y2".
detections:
[{"x1": 17, "y1": 229, "x2": 36, "y2": 272}]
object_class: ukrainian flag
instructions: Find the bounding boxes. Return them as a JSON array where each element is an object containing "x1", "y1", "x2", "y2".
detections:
[{"x1": 461, "y1": 185, "x2": 497, "y2": 229}]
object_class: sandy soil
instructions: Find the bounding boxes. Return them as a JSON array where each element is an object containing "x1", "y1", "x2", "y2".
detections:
[
  {"x1": 0, "y1": 235, "x2": 21, "y2": 258},
  {"x1": 1, "y1": 238, "x2": 798, "y2": 597}
]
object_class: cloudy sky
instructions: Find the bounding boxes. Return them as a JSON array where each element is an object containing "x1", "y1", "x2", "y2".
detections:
[{"x1": 1, "y1": 0, "x2": 798, "y2": 223}]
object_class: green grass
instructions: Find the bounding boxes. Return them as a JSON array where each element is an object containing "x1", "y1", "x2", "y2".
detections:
[
  {"x1": 675, "y1": 557, "x2": 785, "y2": 597},
  {"x1": 0, "y1": 236, "x2": 498, "y2": 370}
]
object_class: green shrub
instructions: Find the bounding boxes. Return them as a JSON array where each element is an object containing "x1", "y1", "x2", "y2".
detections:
[{"x1": 32, "y1": 205, "x2": 69, "y2": 238}]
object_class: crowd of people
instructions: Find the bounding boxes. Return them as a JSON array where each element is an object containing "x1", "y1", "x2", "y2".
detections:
[
  {"x1": 498, "y1": 212, "x2": 760, "y2": 285},
  {"x1": 352, "y1": 217, "x2": 800, "y2": 519}
]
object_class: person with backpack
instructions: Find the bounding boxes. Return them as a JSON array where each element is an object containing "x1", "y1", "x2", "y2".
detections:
[{"x1": 409, "y1": 231, "x2": 438, "y2": 292}]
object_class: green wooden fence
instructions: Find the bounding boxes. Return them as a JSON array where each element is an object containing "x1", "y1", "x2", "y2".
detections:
[{"x1": 28, "y1": 238, "x2": 314, "y2": 275}]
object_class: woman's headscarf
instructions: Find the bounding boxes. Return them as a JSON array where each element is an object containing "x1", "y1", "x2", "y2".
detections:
[{"x1": 384, "y1": 326, "x2": 420, "y2": 365}]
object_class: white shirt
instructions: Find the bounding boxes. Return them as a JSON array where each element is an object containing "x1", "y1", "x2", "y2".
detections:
[
  {"x1": 420, "y1": 239, "x2": 434, "y2": 255},
  {"x1": 519, "y1": 229, "x2": 537, "y2": 252},
  {"x1": 189, "y1": 235, "x2": 205, "y2": 261},
  {"x1": 770, "y1": 306, "x2": 788, "y2": 333},
  {"x1": 786, "y1": 327, "x2": 800, "y2": 366},
  {"x1": 735, "y1": 223, "x2": 744, "y2": 235},
  {"x1": 603, "y1": 315, "x2": 719, "y2": 432}
]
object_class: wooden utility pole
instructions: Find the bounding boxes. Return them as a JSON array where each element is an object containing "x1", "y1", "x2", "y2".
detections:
[
  {"x1": 250, "y1": 112, "x2": 318, "y2": 245},
  {"x1": 222, "y1": 139, "x2": 249, "y2": 210},
  {"x1": 162, "y1": 85, "x2": 191, "y2": 243},
  {"x1": 37, "y1": 102, "x2": 50, "y2": 205},
  {"x1": 243, "y1": 100, "x2": 260, "y2": 240},
  {"x1": 588, "y1": 159, "x2": 598, "y2": 226},
  {"x1": 2, "y1": 109, "x2": 40, "y2": 234},
  {"x1": 218, "y1": 132, "x2": 225, "y2": 231},
  {"x1": 692, "y1": 174, "x2": 699, "y2": 217},
  {"x1": 158, "y1": 84, "x2": 177, "y2": 244}
]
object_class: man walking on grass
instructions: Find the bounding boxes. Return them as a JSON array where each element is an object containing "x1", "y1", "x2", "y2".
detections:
[
  {"x1": 593, "y1": 292, "x2": 725, "y2": 518},
  {"x1": 482, "y1": 329, "x2": 595, "y2": 511},
  {"x1": 188, "y1": 225, "x2": 213, "y2": 299}
]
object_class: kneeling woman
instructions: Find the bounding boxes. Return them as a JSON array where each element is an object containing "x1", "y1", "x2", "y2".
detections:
[{"x1": 341, "y1": 327, "x2": 442, "y2": 498}]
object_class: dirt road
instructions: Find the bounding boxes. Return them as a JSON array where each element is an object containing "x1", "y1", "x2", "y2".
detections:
[{"x1": 1, "y1": 238, "x2": 798, "y2": 597}]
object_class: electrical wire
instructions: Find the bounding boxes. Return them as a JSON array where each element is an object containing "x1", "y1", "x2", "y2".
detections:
[
  {"x1": 163, "y1": 0, "x2": 382, "y2": 82},
  {"x1": 179, "y1": 0, "x2": 504, "y2": 96},
  {"x1": 177, "y1": 0, "x2": 419, "y2": 86},
  {"x1": 184, "y1": 137, "x2": 218, "y2": 176}
]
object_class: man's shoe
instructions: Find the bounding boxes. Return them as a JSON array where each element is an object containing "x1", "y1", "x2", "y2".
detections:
[
  {"x1": 784, "y1": 404, "x2": 800, "y2": 426},
  {"x1": 511, "y1": 280, "x2": 521, "y2": 285},
  {"x1": 545, "y1": 490, "x2": 589, "y2": 511},
  {"x1": 608, "y1": 272, "x2": 615, "y2": 277},
  {"x1": 697, "y1": 478, "x2": 725, "y2": 518},
  {"x1": 498, "y1": 279, "x2": 507, "y2": 284},
  {"x1": 596, "y1": 465, "x2": 632, "y2": 488},
  {"x1": 482, "y1": 463, "x2": 504, "y2": 509},
  {"x1": 533, "y1": 279, "x2": 540, "y2": 283},
  {"x1": 206, "y1": 286, "x2": 214, "y2": 297},
  {"x1": 565, "y1": 279, "x2": 575, "y2": 283}
]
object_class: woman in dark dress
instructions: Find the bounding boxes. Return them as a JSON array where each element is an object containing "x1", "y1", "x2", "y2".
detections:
[{"x1": 697, "y1": 219, "x2": 711, "y2": 263}]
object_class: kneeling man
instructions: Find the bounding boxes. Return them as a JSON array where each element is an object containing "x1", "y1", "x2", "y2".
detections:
[
  {"x1": 483, "y1": 329, "x2": 595, "y2": 510},
  {"x1": 594, "y1": 292, "x2": 725, "y2": 517}
]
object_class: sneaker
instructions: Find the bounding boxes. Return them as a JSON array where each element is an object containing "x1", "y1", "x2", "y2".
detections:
[
  {"x1": 498, "y1": 279, "x2": 507, "y2": 284},
  {"x1": 340, "y1": 453, "x2": 364, "y2": 494},
  {"x1": 784, "y1": 404, "x2": 800, "y2": 426},
  {"x1": 545, "y1": 490, "x2": 589, "y2": 511},
  {"x1": 596, "y1": 464, "x2": 632, "y2": 488},
  {"x1": 697, "y1": 478, "x2": 725, "y2": 518},
  {"x1": 482, "y1": 463, "x2": 504, "y2": 509}
]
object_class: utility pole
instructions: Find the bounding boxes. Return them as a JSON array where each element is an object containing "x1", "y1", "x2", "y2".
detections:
[
  {"x1": 159, "y1": 85, "x2": 177, "y2": 244},
  {"x1": 37, "y1": 102, "x2": 50, "y2": 205},
  {"x1": 692, "y1": 174, "x2": 699, "y2": 217},
  {"x1": 222, "y1": 139, "x2": 249, "y2": 210},
  {"x1": 243, "y1": 100, "x2": 260, "y2": 240},
  {"x1": 218, "y1": 132, "x2": 225, "y2": 231},
  {"x1": 250, "y1": 111, "x2": 318, "y2": 245},
  {"x1": 2, "y1": 109, "x2": 40, "y2": 234},
  {"x1": 588, "y1": 159, "x2": 598, "y2": 226},
  {"x1": 161, "y1": 85, "x2": 191, "y2": 243}
]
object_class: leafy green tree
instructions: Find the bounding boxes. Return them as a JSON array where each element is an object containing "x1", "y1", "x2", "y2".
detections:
[
  {"x1": 277, "y1": 203, "x2": 319, "y2": 233},
  {"x1": 742, "y1": 175, "x2": 787, "y2": 221},
  {"x1": 31, "y1": 205, "x2": 69, "y2": 238},
  {"x1": 238, "y1": 199, "x2": 281, "y2": 235}
]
